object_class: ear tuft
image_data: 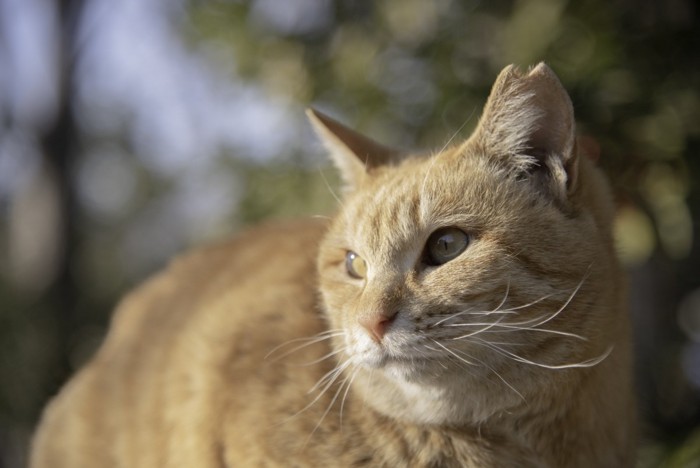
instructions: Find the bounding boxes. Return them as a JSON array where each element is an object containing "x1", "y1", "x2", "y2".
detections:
[{"x1": 306, "y1": 108, "x2": 401, "y2": 193}]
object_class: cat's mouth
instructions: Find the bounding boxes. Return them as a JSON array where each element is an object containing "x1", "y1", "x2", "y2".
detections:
[
  {"x1": 351, "y1": 344, "x2": 438, "y2": 372},
  {"x1": 347, "y1": 326, "x2": 446, "y2": 373}
]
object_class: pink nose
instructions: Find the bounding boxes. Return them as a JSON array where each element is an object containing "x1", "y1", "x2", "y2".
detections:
[{"x1": 359, "y1": 311, "x2": 398, "y2": 343}]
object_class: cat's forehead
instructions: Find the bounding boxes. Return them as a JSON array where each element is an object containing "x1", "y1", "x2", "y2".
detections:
[
  {"x1": 341, "y1": 147, "x2": 500, "y2": 254},
  {"x1": 343, "y1": 163, "x2": 423, "y2": 255}
]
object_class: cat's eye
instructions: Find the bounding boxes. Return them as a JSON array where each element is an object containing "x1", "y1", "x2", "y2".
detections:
[
  {"x1": 425, "y1": 227, "x2": 470, "y2": 266},
  {"x1": 345, "y1": 251, "x2": 367, "y2": 279}
]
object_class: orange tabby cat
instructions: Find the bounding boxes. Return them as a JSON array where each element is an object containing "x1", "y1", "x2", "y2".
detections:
[{"x1": 31, "y1": 63, "x2": 636, "y2": 467}]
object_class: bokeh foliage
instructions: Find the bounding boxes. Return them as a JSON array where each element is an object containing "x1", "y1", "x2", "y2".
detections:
[
  {"x1": 0, "y1": 0, "x2": 698, "y2": 466},
  {"x1": 188, "y1": 0, "x2": 700, "y2": 265},
  {"x1": 186, "y1": 0, "x2": 700, "y2": 464}
]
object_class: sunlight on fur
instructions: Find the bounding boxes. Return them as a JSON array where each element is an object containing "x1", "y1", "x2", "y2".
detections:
[{"x1": 31, "y1": 63, "x2": 636, "y2": 467}]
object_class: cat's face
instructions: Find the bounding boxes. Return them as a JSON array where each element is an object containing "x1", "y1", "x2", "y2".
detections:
[
  {"x1": 313, "y1": 64, "x2": 616, "y2": 421},
  {"x1": 319, "y1": 143, "x2": 600, "y2": 376}
]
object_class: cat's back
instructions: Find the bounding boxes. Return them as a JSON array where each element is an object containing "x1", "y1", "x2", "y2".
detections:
[{"x1": 30, "y1": 218, "x2": 331, "y2": 468}]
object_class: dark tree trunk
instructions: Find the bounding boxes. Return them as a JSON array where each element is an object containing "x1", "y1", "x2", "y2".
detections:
[{"x1": 39, "y1": 0, "x2": 86, "y2": 390}]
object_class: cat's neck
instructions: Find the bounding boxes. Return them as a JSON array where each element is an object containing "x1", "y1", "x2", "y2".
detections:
[
  {"x1": 350, "y1": 361, "x2": 524, "y2": 425},
  {"x1": 349, "y1": 346, "x2": 633, "y2": 465}
]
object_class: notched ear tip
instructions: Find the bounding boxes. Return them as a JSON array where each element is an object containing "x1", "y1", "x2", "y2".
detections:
[
  {"x1": 527, "y1": 62, "x2": 553, "y2": 76},
  {"x1": 491, "y1": 63, "x2": 558, "y2": 101},
  {"x1": 495, "y1": 62, "x2": 561, "y2": 92},
  {"x1": 526, "y1": 63, "x2": 568, "y2": 94},
  {"x1": 479, "y1": 63, "x2": 579, "y2": 203},
  {"x1": 496, "y1": 61, "x2": 557, "y2": 82},
  {"x1": 499, "y1": 63, "x2": 519, "y2": 75},
  {"x1": 491, "y1": 64, "x2": 522, "y2": 90}
]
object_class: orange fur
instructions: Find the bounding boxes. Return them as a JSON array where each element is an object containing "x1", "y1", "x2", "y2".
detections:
[{"x1": 31, "y1": 64, "x2": 636, "y2": 467}]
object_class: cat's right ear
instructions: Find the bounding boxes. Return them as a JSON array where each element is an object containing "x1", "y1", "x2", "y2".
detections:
[{"x1": 306, "y1": 108, "x2": 401, "y2": 193}]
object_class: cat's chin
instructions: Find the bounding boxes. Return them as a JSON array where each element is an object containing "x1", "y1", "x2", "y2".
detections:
[
  {"x1": 352, "y1": 357, "x2": 502, "y2": 426},
  {"x1": 351, "y1": 349, "x2": 437, "y2": 382},
  {"x1": 345, "y1": 332, "x2": 450, "y2": 385},
  {"x1": 383, "y1": 358, "x2": 434, "y2": 382}
]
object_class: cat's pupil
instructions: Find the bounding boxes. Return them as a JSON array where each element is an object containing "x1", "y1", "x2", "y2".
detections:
[{"x1": 425, "y1": 228, "x2": 470, "y2": 266}]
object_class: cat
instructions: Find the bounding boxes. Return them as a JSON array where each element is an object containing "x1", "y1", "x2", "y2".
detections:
[{"x1": 30, "y1": 63, "x2": 636, "y2": 467}]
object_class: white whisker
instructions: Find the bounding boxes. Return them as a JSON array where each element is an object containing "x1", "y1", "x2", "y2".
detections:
[
  {"x1": 265, "y1": 330, "x2": 344, "y2": 361},
  {"x1": 501, "y1": 292, "x2": 555, "y2": 312},
  {"x1": 466, "y1": 310, "x2": 518, "y2": 316},
  {"x1": 300, "y1": 348, "x2": 347, "y2": 366},
  {"x1": 432, "y1": 339, "x2": 525, "y2": 401},
  {"x1": 492, "y1": 280, "x2": 511, "y2": 312},
  {"x1": 271, "y1": 359, "x2": 352, "y2": 431},
  {"x1": 432, "y1": 340, "x2": 476, "y2": 366},
  {"x1": 453, "y1": 346, "x2": 526, "y2": 402},
  {"x1": 488, "y1": 325, "x2": 587, "y2": 341},
  {"x1": 304, "y1": 365, "x2": 354, "y2": 447},
  {"x1": 448, "y1": 322, "x2": 587, "y2": 342},
  {"x1": 318, "y1": 166, "x2": 345, "y2": 209},
  {"x1": 434, "y1": 282, "x2": 512, "y2": 326},
  {"x1": 509, "y1": 270, "x2": 592, "y2": 329},
  {"x1": 457, "y1": 292, "x2": 556, "y2": 319},
  {"x1": 420, "y1": 109, "x2": 477, "y2": 219},
  {"x1": 476, "y1": 338, "x2": 614, "y2": 370},
  {"x1": 339, "y1": 367, "x2": 358, "y2": 430},
  {"x1": 308, "y1": 359, "x2": 351, "y2": 394},
  {"x1": 433, "y1": 307, "x2": 478, "y2": 327},
  {"x1": 450, "y1": 315, "x2": 509, "y2": 340}
]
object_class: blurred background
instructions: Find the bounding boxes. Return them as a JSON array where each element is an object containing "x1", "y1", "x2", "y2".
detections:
[{"x1": 0, "y1": 0, "x2": 698, "y2": 466}]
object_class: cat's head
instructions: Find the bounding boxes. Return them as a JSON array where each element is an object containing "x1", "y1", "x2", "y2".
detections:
[{"x1": 312, "y1": 64, "x2": 619, "y2": 424}]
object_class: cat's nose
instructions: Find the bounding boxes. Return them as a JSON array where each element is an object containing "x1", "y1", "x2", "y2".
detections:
[{"x1": 359, "y1": 311, "x2": 398, "y2": 343}]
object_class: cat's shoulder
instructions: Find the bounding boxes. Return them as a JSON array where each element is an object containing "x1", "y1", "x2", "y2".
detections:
[
  {"x1": 167, "y1": 217, "x2": 328, "y2": 278},
  {"x1": 128, "y1": 217, "x2": 326, "y2": 295}
]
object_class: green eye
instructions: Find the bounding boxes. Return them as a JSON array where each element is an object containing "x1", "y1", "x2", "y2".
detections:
[
  {"x1": 345, "y1": 251, "x2": 367, "y2": 279},
  {"x1": 425, "y1": 227, "x2": 470, "y2": 266}
]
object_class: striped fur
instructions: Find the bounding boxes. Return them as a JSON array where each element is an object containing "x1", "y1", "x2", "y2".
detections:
[{"x1": 31, "y1": 64, "x2": 635, "y2": 467}]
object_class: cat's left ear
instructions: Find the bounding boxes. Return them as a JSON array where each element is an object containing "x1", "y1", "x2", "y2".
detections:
[
  {"x1": 306, "y1": 108, "x2": 402, "y2": 192},
  {"x1": 472, "y1": 63, "x2": 579, "y2": 204}
]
